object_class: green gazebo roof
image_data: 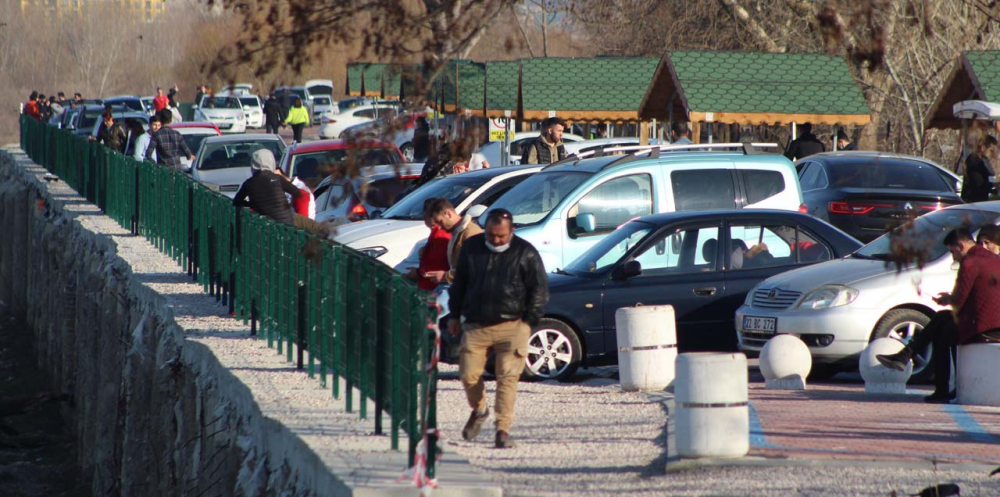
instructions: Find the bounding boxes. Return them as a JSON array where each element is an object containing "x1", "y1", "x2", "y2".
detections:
[{"x1": 519, "y1": 57, "x2": 659, "y2": 121}]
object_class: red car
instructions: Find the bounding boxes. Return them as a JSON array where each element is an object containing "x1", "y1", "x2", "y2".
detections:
[{"x1": 276, "y1": 139, "x2": 406, "y2": 186}]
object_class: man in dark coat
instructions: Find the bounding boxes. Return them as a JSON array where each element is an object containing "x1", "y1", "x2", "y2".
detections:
[
  {"x1": 521, "y1": 117, "x2": 567, "y2": 165},
  {"x1": 784, "y1": 123, "x2": 825, "y2": 160},
  {"x1": 263, "y1": 93, "x2": 284, "y2": 135}
]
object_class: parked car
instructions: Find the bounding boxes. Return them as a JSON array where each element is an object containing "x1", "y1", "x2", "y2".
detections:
[
  {"x1": 65, "y1": 104, "x2": 119, "y2": 137},
  {"x1": 103, "y1": 95, "x2": 147, "y2": 113},
  {"x1": 735, "y1": 202, "x2": 1000, "y2": 379},
  {"x1": 195, "y1": 95, "x2": 247, "y2": 134},
  {"x1": 319, "y1": 102, "x2": 400, "y2": 139},
  {"x1": 438, "y1": 210, "x2": 861, "y2": 380},
  {"x1": 334, "y1": 166, "x2": 542, "y2": 267},
  {"x1": 314, "y1": 163, "x2": 423, "y2": 225},
  {"x1": 190, "y1": 134, "x2": 287, "y2": 197},
  {"x1": 235, "y1": 94, "x2": 264, "y2": 128},
  {"x1": 170, "y1": 122, "x2": 223, "y2": 171},
  {"x1": 304, "y1": 79, "x2": 333, "y2": 98},
  {"x1": 275, "y1": 86, "x2": 315, "y2": 126},
  {"x1": 797, "y1": 152, "x2": 963, "y2": 242},
  {"x1": 483, "y1": 143, "x2": 805, "y2": 272},
  {"x1": 276, "y1": 139, "x2": 405, "y2": 186},
  {"x1": 311, "y1": 95, "x2": 334, "y2": 122}
]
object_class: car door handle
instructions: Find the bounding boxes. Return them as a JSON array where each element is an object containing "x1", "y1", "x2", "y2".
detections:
[{"x1": 693, "y1": 287, "x2": 717, "y2": 297}]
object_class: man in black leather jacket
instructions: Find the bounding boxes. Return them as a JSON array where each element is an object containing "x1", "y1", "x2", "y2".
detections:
[{"x1": 448, "y1": 208, "x2": 548, "y2": 449}]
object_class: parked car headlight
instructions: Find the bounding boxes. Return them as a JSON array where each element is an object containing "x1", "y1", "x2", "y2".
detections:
[
  {"x1": 359, "y1": 246, "x2": 388, "y2": 259},
  {"x1": 795, "y1": 285, "x2": 859, "y2": 310}
]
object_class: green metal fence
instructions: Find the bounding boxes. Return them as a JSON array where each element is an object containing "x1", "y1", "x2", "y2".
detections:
[{"x1": 19, "y1": 115, "x2": 438, "y2": 473}]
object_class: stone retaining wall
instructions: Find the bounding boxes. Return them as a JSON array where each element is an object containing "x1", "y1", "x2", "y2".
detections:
[{"x1": 0, "y1": 148, "x2": 344, "y2": 496}]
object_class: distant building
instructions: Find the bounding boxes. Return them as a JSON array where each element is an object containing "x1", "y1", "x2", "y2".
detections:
[{"x1": 20, "y1": 0, "x2": 166, "y2": 22}]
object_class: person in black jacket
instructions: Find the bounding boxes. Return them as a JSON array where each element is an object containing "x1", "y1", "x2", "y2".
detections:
[
  {"x1": 263, "y1": 93, "x2": 284, "y2": 135},
  {"x1": 233, "y1": 149, "x2": 301, "y2": 224},
  {"x1": 521, "y1": 117, "x2": 567, "y2": 165},
  {"x1": 961, "y1": 135, "x2": 998, "y2": 203},
  {"x1": 448, "y1": 208, "x2": 548, "y2": 449},
  {"x1": 784, "y1": 122, "x2": 825, "y2": 160}
]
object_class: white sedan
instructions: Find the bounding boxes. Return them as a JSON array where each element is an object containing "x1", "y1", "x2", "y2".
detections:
[
  {"x1": 318, "y1": 103, "x2": 398, "y2": 139},
  {"x1": 196, "y1": 95, "x2": 247, "y2": 134},
  {"x1": 735, "y1": 203, "x2": 1000, "y2": 379},
  {"x1": 191, "y1": 134, "x2": 286, "y2": 197}
]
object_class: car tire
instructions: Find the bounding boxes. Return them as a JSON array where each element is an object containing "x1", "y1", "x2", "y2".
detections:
[
  {"x1": 522, "y1": 318, "x2": 582, "y2": 382},
  {"x1": 400, "y1": 143, "x2": 415, "y2": 162},
  {"x1": 871, "y1": 309, "x2": 933, "y2": 382}
]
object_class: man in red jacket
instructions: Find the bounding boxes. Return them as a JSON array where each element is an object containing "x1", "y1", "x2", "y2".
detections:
[
  {"x1": 23, "y1": 92, "x2": 41, "y2": 120},
  {"x1": 878, "y1": 227, "x2": 1000, "y2": 402}
]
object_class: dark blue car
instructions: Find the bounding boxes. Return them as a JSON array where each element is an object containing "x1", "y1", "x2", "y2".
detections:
[{"x1": 530, "y1": 209, "x2": 862, "y2": 381}]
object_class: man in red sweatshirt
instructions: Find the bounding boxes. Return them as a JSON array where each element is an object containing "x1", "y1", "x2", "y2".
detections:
[{"x1": 878, "y1": 227, "x2": 1000, "y2": 402}]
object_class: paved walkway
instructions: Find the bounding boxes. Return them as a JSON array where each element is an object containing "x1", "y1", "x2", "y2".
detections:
[{"x1": 747, "y1": 383, "x2": 1000, "y2": 466}]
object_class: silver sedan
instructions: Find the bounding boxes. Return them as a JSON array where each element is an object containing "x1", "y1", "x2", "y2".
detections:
[{"x1": 735, "y1": 202, "x2": 1000, "y2": 379}]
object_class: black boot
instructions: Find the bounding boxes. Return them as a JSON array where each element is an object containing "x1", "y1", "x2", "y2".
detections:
[{"x1": 876, "y1": 347, "x2": 912, "y2": 372}]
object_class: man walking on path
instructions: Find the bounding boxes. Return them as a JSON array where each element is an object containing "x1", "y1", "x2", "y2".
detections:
[
  {"x1": 423, "y1": 198, "x2": 482, "y2": 285},
  {"x1": 784, "y1": 123, "x2": 825, "y2": 160},
  {"x1": 146, "y1": 113, "x2": 194, "y2": 170},
  {"x1": 264, "y1": 93, "x2": 284, "y2": 135},
  {"x1": 877, "y1": 227, "x2": 1000, "y2": 402},
  {"x1": 521, "y1": 117, "x2": 567, "y2": 165},
  {"x1": 448, "y1": 208, "x2": 548, "y2": 448}
]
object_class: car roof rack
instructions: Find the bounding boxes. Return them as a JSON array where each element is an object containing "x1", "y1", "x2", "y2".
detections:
[{"x1": 543, "y1": 142, "x2": 780, "y2": 170}]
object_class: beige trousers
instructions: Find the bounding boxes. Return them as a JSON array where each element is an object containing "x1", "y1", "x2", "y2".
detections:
[{"x1": 459, "y1": 320, "x2": 530, "y2": 433}]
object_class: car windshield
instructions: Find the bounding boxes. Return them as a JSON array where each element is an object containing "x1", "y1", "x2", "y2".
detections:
[
  {"x1": 203, "y1": 97, "x2": 241, "y2": 109},
  {"x1": 854, "y1": 208, "x2": 997, "y2": 262},
  {"x1": 486, "y1": 171, "x2": 592, "y2": 226},
  {"x1": 828, "y1": 160, "x2": 952, "y2": 191},
  {"x1": 309, "y1": 85, "x2": 333, "y2": 95},
  {"x1": 564, "y1": 221, "x2": 655, "y2": 275},
  {"x1": 338, "y1": 99, "x2": 369, "y2": 112},
  {"x1": 381, "y1": 175, "x2": 492, "y2": 220},
  {"x1": 81, "y1": 109, "x2": 103, "y2": 128},
  {"x1": 198, "y1": 140, "x2": 284, "y2": 171},
  {"x1": 239, "y1": 97, "x2": 260, "y2": 108},
  {"x1": 182, "y1": 134, "x2": 214, "y2": 154},
  {"x1": 290, "y1": 147, "x2": 400, "y2": 181}
]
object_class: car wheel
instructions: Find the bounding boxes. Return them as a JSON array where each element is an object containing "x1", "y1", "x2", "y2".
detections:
[
  {"x1": 523, "y1": 318, "x2": 582, "y2": 382},
  {"x1": 871, "y1": 309, "x2": 933, "y2": 381},
  {"x1": 400, "y1": 143, "x2": 415, "y2": 162}
]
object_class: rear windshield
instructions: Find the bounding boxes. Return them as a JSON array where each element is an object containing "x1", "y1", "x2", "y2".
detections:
[
  {"x1": 364, "y1": 177, "x2": 417, "y2": 208},
  {"x1": 182, "y1": 135, "x2": 212, "y2": 154},
  {"x1": 313, "y1": 96, "x2": 331, "y2": 106},
  {"x1": 290, "y1": 147, "x2": 401, "y2": 181},
  {"x1": 381, "y1": 175, "x2": 492, "y2": 220},
  {"x1": 309, "y1": 85, "x2": 333, "y2": 96},
  {"x1": 199, "y1": 141, "x2": 284, "y2": 171},
  {"x1": 239, "y1": 97, "x2": 260, "y2": 108},
  {"x1": 108, "y1": 99, "x2": 143, "y2": 112},
  {"x1": 828, "y1": 161, "x2": 951, "y2": 191}
]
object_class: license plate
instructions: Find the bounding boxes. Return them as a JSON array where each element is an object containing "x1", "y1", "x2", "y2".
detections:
[{"x1": 743, "y1": 316, "x2": 776, "y2": 333}]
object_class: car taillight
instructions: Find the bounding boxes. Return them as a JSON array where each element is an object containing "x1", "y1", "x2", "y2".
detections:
[
  {"x1": 828, "y1": 201, "x2": 892, "y2": 215},
  {"x1": 348, "y1": 203, "x2": 368, "y2": 221},
  {"x1": 798, "y1": 203, "x2": 808, "y2": 214},
  {"x1": 322, "y1": 117, "x2": 336, "y2": 124}
]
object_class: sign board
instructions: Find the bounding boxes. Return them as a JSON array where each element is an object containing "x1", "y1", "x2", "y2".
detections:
[{"x1": 489, "y1": 117, "x2": 510, "y2": 142}]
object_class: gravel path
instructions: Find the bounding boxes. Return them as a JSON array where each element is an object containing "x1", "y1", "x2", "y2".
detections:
[{"x1": 436, "y1": 364, "x2": 1000, "y2": 496}]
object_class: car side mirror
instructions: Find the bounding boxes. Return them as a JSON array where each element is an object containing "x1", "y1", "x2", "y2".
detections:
[
  {"x1": 614, "y1": 260, "x2": 642, "y2": 280},
  {"x1": 466, "y1": 204, "x2": 487, "y2": 218},
  {"x1": 578, "y1": 213, "x2": 597, "y2": 234}
]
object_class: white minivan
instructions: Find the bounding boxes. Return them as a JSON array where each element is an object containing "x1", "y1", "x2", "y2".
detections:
[{"x1": 483, "y1": 143, "x2": 806, "y2": 272}]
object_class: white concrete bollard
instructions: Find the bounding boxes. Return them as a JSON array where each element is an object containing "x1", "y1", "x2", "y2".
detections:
[
  {"x1": 616, "y1": 305, "x2": 677, "y2": 391},
  {"x1": 675, "y1": 352, "x2": 749, "y2": 458},
  {"x1": 860, "y1": 338, "x2": 912, "y2": 394},
  {"x1": 759, "y1": 334, "x2": 811, "y2": 390},
  {"x1": 957, "y1": 344, "x2": 1000, "y2": 406}
]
